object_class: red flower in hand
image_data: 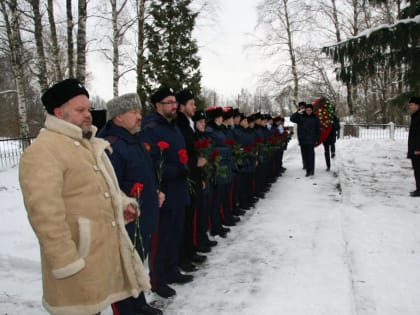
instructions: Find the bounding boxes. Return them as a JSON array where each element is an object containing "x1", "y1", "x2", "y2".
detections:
[
  {"x1": 178, "y1": 149, "x2": 188, "y2": 164},
  {"x1": 130, "y1": 182, "x2": 144, "y2": 199},
  {"x1": 210, "y1": 149, "x2": 220, "y2": 162},
  {"x1": 194, "y1": 140, "x2": 204, "y2": 150},
  {"x1": 157, "y1": 141, "x2": 170, "y2": 150},
  {"x1": 225, "y1": 138, "x2": 235, "y2": 146}
]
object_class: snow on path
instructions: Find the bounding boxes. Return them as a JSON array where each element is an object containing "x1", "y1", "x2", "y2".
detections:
[
  {"x1": 2, "y1": 138, "x2": 420, "y2": 315},
  {"x1": 161, "y1": 141, "x2": 355, "y2": 315}
]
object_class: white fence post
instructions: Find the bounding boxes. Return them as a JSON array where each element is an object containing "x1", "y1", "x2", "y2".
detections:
[
  {"x1": 339, "y1": 122, "x2": 345, "y2": 139},
  {"x1": 389, "y1": 122, "x2": 395, "y2": 140}
]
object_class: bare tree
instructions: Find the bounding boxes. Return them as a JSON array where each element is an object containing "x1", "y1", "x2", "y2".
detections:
[
  {"x1": 76, "y1": 0, "x2": 87, "y2": 83},
  {"x1": 0, "y1": 0, "x2": 31, "y2": 143},
  {"x1": 136, "y1": 0, "x2": 146, "y2": 101},
  {"x1": 66, "y1": 0, "x2": 74, "y2": 77},
  {"x1": 47, "y1": 0, "x2": 63, "y2": 82},
  {"x1": 108, "y1": 0, "x2": 134, "y2": 96},
  {"x1": 27, "y1": 0, "x2": 48, "y2": 90},
  {"x1": 255, "y1": 0, "x2": 312, "y2": 101}
]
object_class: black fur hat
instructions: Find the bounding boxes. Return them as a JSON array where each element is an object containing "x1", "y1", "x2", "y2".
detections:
[
  {"x1": 193, "y1": 110, "x2": 206, "y2": 122},
  {"x1": 206, "y1": 106, "x2": 223, "y2": 121},
  {"x1": 409, "y1": 97, "x2": 420, "y2": 105},
  {"x1": 150, "y1": 86, "x2": 175, "y2": 105},
  {"x1": 176, "y1": 89, "x2": 194, "y2": 106},
  {"x1": 41, "y1": 78, "x2": 89, "y2": 114}
]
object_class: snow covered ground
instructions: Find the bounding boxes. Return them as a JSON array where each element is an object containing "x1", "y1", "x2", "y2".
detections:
[{"x1": 1, "y1": 137, "x2": 420, "y2": 315}]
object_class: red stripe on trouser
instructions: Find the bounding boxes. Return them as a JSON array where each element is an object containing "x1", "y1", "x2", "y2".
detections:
[
  {"x1": 220, "y1": 204, "x2": 225, "y2": 220},
  {"x1": 111, "y1": 303, "x2": 120, "y2": 315},
  {"x1": 230, "y1": 180, "x2": 234, "y2": 212},
  {"x1": 208, "y1": 192, "x2": 214, "y2": 231},
  {"x1": 148, "y1": 231, "x2": 159, "y2": 288},
  {"x1": 193, "y1": 207, "x2": 198, "y2": 246}
]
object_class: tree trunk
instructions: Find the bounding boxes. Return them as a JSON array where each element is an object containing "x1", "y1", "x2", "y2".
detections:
[
  {"x1": 47, "y1": 0, "x2": 63, "y2": 82},
  {"x1": 136, "y1": 0, "x2": 146, "y2": 101},
  {"x1": 76, "y1": 0, "x2": 87, "y2": 83},
  {"x1": 67, "y1": 0, "x2": 74, "y2": 78},
  {"x1": 330, "y1": 0, "x2": 354, "y2": 115},
  {"x1": 111, "y1": 0, "x2": 119, "y2": 96},
  {"x1": 29, "y1": 0, "x2": 48, "y2": 91},
  {"x1": 282, "y1": 0, "x2": 299, "y2": 100},
  {"x1": 1, "y1": 0, "x2": 31, "y2": 143}
]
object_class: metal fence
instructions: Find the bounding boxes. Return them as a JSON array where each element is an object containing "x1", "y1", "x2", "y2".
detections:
[
  {"x1": 341, "y1": 123, "x2": 408, "y2": 140},
  {"x1": 0, "y1": 137, "x2": 34, "y2": 169}
]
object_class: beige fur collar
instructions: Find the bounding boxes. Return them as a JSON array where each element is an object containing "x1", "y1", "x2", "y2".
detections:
[{"x1": 44, "y1": 114, "x2": 98, "y2": 140}]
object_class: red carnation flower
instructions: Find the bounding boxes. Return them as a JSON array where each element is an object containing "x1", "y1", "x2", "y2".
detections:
[
  {"x1": 225, "y1": 138, "x2": 235, "y2": 146},
  {"x1": 130, "y1": 182, "x2": 144, "y2": 199},
  {"x1": 178, "y1": 149, "x2": 188, "y2": 164},
  {"x1": 157, "y1": 141, "x2": 170, "y2": 150},
  {"x1": 210, "y1": 149, "x2": 219, "y2": 162}
]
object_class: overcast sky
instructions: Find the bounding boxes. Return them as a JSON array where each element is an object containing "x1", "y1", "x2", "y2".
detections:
[{"x1": 88, "y1": 0, "x2": 265, "y2": 102}]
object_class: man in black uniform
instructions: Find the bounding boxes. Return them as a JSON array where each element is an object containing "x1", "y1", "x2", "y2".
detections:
[
  {"x1": 175, "y1": 89, "x2": 208, "y2": 271},
  {"x1": 407, "y1": 96, "x2": 420, "y2": 197},
  {"x1": 290, "y1": 103, "x2": 320, "y2": 177}
]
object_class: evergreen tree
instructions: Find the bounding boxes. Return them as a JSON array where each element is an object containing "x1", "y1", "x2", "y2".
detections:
[
  {"x1": 322, "y1": 1, "x2": 420, "y2": 98},
  {"x1": 143, "y1": 0, "x2": 202, "y2": 109}
]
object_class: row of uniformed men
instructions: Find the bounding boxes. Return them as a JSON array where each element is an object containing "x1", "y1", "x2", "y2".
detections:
[{"x1": 94, "y1": 86, "x2": 291, "y2": 314}]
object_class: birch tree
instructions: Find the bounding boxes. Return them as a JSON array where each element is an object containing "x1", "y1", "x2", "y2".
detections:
[
  {"x1": 136, "y1": 0, "x2": 146, "y2": 102},
  {"x1": 0, "y1": 0, "x2": 30, "y2": 143},
  {"x1": 28, "y1": 0, "x2": 48, "y2": 91},
  {"x1": 108, "y1": 0, "x2": 134, "y2": 96},
  {"x1": 76, "y1": 0, "x2": 87, "y2": 83},
  {"x1": 47, "y1": 0, "x2": 63, "y2": 81},
  {"x1": 67, "y1": 0, "x2": 74, "y2": 77}
]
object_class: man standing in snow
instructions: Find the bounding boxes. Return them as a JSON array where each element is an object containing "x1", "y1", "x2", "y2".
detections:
[
  {"x1": 97, "y1": 93, "x2": 164, "y2": 315},
  {"x1": 19, "y1": 79, "x2": 151, "y2": 315},
  {"x1": 296, "y1": 101, "x2": 308, "y2": 169},
  {"x1": 290, "y1": 102, "x2": 321, "y2": 177},
  {"x1": 323, "y1": 113, "x2": 340, "y2": 171},
  {"x1": 141, "y1": 87, "x2": 192, "y2": 299},
  {"x1": 407, "y1": 96, "x2": 420, "y2": 197},
  {"x1": 175, "y1": 89, "x2": 208, "y2": 272}
]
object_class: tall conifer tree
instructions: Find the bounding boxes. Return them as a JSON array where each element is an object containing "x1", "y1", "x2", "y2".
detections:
[
  {"x1": 323, "y1": 0, "x2": 420, "y2": 97},
  {"x1": 143, "y1": 0, "x2": 202, "y2": 107}
]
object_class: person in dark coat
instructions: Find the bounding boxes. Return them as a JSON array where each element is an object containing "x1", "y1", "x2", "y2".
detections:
[
  {"x1": 221, "y1": 107, "x2": 242, "y2": 222},
  {"x1": 232, "y1": 113, "x2": 257, "y2": 209},
  {"x1": 97, "y1": 93, "x2": 164, "y2": 315},
  {"x1": 193, "y1": 110, "x2": 218, "y2": 250},
  {"x1": 141, "y1": 87, "x2": 192, "y2": 299},
  {"x1": 296, "y1": 101, "x2": 307, "y2": 169},
  {"x1": 407, "y1": 96, "x2": 420, "y2": 197},
  {"x1": 323, "y1": 113, "x2": 340, "y2": 171},
  {"x1": 205, "y1": 106, "x2": 232, "y2": 238},
  {"x1": 290, "y1": 103, "x2": 320, "y2": 177},
  {"x1": 175, "y1": 89, "x2": 208, "y2": 272}
]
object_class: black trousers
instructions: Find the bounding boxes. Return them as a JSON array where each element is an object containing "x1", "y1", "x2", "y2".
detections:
[
  {"x1": 112, "y1": 224, "x2": 152, "y2": 314},
  {"x1": 323, "y1": 143, "x2": 333, "y2": 168},
  {"x1": 412, "y1": 156, "x2": 420, "y2": 190},
  {"x1": 299, "y1": 144, "x2": 306, "y2": 169},
  {"x1": 301, "y1": 144, "x2": 315, "y2": 174}
]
